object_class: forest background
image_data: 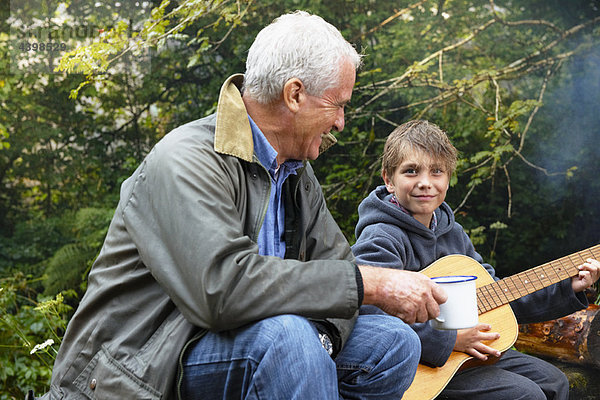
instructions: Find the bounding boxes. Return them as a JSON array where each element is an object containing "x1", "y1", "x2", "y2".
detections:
[{"x1": 1, "y1": 0, "x2": 599, "y2": 398}]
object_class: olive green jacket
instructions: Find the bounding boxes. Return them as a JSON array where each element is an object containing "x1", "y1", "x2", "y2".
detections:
[{"x1": 44, "y1": 74, "x2": 359, "y2": 399}]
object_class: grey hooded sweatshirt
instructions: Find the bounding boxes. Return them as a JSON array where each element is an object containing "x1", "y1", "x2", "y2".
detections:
[{"x1": 352, "y1": 185, "x2": 588, "y2": 367}]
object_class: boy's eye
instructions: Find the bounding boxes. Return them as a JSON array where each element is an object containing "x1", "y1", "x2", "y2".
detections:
[
  {"x1": 432, "y1": 168, "x2": 444, "y2": 174},
  {"x1": 403, "y1": 168, "x2": 417, "y2": 175}
]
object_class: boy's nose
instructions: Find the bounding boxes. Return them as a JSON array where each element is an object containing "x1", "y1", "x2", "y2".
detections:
[{"x1": 418, "y1": 179, "x2": 431, "y2": 189}]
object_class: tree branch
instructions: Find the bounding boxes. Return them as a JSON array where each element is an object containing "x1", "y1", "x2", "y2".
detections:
[{"x1": 352, "y1": 0, "x2": 429, "y2": 42}]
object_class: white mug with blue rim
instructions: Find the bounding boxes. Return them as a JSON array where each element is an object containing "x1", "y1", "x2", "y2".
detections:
[{"x1": 430, "y1": 275, "x2": 478, "y2": 330}]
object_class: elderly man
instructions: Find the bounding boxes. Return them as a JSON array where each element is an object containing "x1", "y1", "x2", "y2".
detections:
[{"x1": 43, "y1": 11, "x2": 445, "y2": 400}]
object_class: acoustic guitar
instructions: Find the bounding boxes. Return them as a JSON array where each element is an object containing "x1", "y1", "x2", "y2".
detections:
[{"x1": 402, "y1": 244, "x2": 600, "y2": 400}]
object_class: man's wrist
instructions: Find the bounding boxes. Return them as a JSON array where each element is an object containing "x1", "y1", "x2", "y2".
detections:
[
  {"x1": 355, "y1": 263, "x2": 364, "y2": 307},
  {"x1": 357, "y1": 265, "x2": 381, "y2": 306}
]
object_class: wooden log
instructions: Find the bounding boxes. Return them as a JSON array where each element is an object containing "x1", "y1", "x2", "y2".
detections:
[{"x1": 515, "y1": 304, "x2": 600, "y2": 368}]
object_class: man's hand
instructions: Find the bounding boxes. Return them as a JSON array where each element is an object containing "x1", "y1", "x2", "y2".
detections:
[
  {"x1": 359, "y1": 265, "x2": 447, "y2": 324},
  {"x1": 571, "y1": 258, "x2": 600, "y2": 293}
]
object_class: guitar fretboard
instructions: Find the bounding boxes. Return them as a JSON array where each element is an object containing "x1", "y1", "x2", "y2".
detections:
[{"x1": 477, "y1": 244, "x2": 600, "y2": 314}]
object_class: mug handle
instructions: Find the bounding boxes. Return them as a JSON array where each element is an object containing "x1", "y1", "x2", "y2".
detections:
[{"x1": 435, "y1": 316, "x2": 445, "y2": 323}]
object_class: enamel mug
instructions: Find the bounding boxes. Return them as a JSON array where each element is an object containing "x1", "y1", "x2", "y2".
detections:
[{"x1": 430, "y1": 275, "x2": 478, "y2": 330}]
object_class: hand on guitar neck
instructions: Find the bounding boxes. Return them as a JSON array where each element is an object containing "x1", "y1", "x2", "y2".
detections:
[
  {"x1": 571, "y1": 258, "x2": 600, "y2": 293},
  {"x1": 452, "y1": 257, "x2": 599, "y2": 363}
]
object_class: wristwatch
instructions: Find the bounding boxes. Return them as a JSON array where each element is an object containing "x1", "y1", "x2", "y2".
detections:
[{"x1": 319, "y1": 332, "x2": 334, "y2": 356}]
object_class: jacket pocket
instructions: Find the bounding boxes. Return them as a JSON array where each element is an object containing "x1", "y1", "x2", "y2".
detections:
[{"x1": 73, "y1": 346, "x2": 162, "y2": 399}]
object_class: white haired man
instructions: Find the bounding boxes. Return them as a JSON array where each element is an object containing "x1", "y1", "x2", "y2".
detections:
[{"x1": 42, "y1": 11, "x2": 446, "y2": 399}]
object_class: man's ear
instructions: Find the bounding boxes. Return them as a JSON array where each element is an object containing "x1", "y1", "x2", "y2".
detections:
[{"x1": 282, "y1": 78, "x2": 305, "y2": 113}]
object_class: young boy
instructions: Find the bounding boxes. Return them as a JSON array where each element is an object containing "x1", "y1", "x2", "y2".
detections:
[{"x1": 352, "y1": 119, "x2": 600, "y2": 400}]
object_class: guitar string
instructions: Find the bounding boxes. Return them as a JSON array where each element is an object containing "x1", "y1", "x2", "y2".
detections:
[
  {"x1": 476, "y1": 290, "x2": 486, "y2": 314},
  {"x1": 478, "y1": 285, "x2": 494, "y2": 312},
  {"x1": 477, "y1": 286, "x2": 494, "y2": 313},
  {"x1": 488, "y1": 281, "x2": 506, "y2": 307},
  {"x1": 479, "y1": 286, "x2": 490, "y2": 312},
  {"x1": 496, "y1": 280, "x2": 512, "y2": 304},
  {"x1": 514, "y1": 272, "x2": 530, "y2": 297},
  {"x1": 527, "y1": 266, "x2": 547, "y2": 291},
  {"x1": 544, "y1": 261, "x2": 562, "y2": 283},
  {"x1": 476, "y1": 244, "x2": 599, "y2": 313},
  {"x1": 555, "y1": 256, "x2": 574, "y2": 280}
]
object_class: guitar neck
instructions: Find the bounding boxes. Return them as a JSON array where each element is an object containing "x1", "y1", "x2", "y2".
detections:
[{"x1": 477, "y1": 244, "x2": 600, "y2": 314}]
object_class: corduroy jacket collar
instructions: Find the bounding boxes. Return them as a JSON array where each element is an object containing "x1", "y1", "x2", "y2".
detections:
[{"x1": 213, "y1": 74, "x2": 338, "y2": 162}]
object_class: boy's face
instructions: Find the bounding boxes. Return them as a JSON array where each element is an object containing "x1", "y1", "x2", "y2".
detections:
[{"x1": 382, "y1": 150, "x2": 449, "y2": 227}]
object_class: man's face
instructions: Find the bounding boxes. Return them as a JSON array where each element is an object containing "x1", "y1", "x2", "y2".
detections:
[
  {"x1": 382, "y1": 150, "x2": 450, "y2": 227},
  {"x1": 290, "y1": 60, "x2": 356, "y2": 161}
]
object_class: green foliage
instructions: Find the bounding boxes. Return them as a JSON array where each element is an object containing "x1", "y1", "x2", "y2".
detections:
[
  {"x1": 0, "y1": 274, "x2": 73, "y2": 399},
  {"x1": 466, "y1": 225, "x2": 487, "y2": 247},
  {"x1": 0, "y1": 215, "x2": 69, "y2": 275},
  {"x1": 2, "y1": 0, "x2": 599, "y2": 391},
  {"x1": 56, "y1": 0, "x2": 252, "y2": 98},
  {"x1": 43, "y1": 207, "x2": 114, "y2": 296},
  {"x1": 310, "y1": 0, "x2": 600, "y2": 268}
]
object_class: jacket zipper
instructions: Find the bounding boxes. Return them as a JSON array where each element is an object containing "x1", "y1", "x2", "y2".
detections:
[
  {"x1": 176, "y1": 329, "x2": 208, "y2": 400},
  {"x1": 253, "y1": 158, "x2": 272, "y2": 243}
]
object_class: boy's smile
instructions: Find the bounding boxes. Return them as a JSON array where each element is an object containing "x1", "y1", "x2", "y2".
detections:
[{"x1": 382, "y1": 151, "x2": 450, "y2": 228}]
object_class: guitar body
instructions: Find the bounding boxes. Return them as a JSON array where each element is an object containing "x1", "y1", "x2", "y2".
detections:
[{"x1": 402, "y1": 255, "x2": 519, "y2": 400}]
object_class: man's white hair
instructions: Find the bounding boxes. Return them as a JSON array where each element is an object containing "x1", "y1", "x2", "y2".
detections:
[{"x1": 243, "y1": 10, "x2": 362, "y2": 104}]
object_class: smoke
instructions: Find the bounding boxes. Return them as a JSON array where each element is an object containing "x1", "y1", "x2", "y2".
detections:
[
  {"x1": 523, "y1": 42, "x2": 600, "y2": 245},
  {"x1": 526, "y1": 44, "x2": 600, "y2": 184}
]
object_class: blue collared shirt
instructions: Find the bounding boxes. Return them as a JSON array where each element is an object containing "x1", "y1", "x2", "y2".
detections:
[{"x1": 249, "y1": 116, "x2": 304, "y2": 258}]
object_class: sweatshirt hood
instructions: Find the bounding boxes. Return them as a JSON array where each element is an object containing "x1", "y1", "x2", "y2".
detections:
[{"x1": 355, "y1": 185, "x2": 455, "y2": 240}]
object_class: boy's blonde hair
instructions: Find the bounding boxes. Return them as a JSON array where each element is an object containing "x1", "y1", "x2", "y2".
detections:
[{"x1": 381, "y1": 120, "x2": 458, "y2": 178}]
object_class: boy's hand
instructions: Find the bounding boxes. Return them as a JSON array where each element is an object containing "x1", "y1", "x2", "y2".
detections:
[
  {"x1": 454, "y1": 323, "x2": 501, "y2": 361},
  {"x1": 359, "y1": 265, "x2": 447, "y2": 324},
  {"x1": 571, "y1": 258, "x2": 600, "y2": 293}
]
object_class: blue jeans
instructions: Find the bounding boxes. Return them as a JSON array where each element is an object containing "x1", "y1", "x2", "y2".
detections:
[{"x1": 180, "y1": 314, "x2": 420, "y2": 399}]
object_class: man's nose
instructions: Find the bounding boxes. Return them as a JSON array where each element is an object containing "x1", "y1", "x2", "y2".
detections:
[{"x1": 332, "y1": 108, "x2": 345, "y2": 132}]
